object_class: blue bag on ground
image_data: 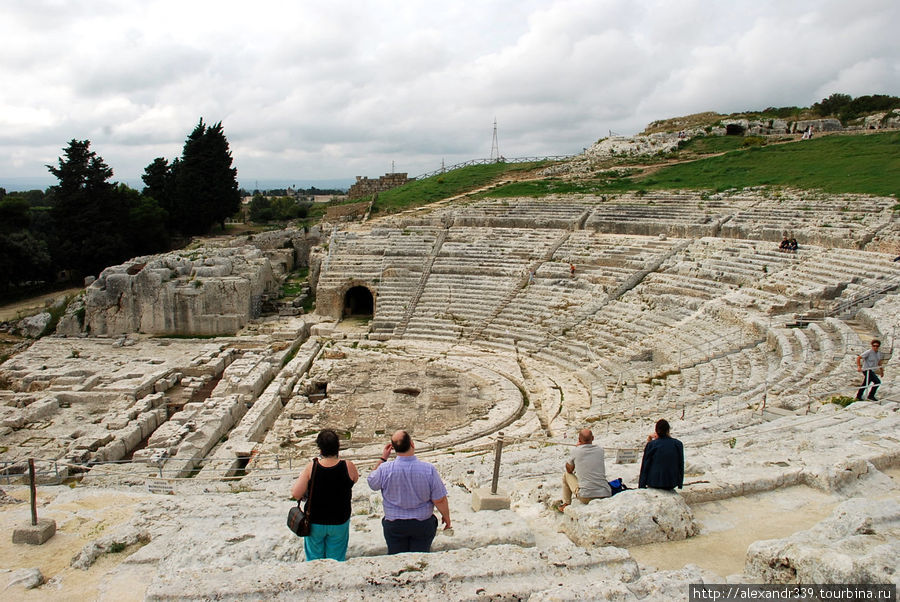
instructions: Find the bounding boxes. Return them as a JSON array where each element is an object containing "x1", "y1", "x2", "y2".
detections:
[{"x1": 608, "y1": 478, "x2": 629, "y2": 495}]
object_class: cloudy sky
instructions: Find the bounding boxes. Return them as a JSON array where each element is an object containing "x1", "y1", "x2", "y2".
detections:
[{"x1": 1, "y1": 0, "x2": 898, "y2": 189}]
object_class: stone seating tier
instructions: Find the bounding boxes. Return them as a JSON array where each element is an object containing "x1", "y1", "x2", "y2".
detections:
[
  {"x1": 638, "y1": 272, "x2": 734, "y2": 301},
  {"x1": 320, "y1": 224, "x2": 897, "y2": 416},
  {"x1": 430, "y1": 256, "x2": 527, "y2": 276},
  {"x1": 309, "y1": 211, "x2": 897, "y2": 415}
]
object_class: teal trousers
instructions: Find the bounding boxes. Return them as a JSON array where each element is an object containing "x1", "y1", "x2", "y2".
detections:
[{"x1": 304, "y1": 520, "x2": 350, "y2": 561}]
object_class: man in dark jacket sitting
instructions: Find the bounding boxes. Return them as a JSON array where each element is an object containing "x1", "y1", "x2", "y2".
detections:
[{"x1": 638, "y1": 419, "x2": 684, "y2": 490}]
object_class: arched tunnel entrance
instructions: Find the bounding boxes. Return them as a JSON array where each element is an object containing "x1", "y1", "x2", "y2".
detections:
[
  {"x1": 725, "y1": 123, "x2": 745, "y2": 136},
  {"x1": 343, "y1": 285, "x2": 374, "y2": 318}
]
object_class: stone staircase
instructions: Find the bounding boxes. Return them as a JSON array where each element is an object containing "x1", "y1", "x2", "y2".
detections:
[{"x1": 394, "y1": 228, "x2": 447, "y2": 337}]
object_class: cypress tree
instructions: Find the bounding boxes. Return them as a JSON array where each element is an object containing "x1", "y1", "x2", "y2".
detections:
[
  {"x1": 48, "y1": 139, "x2": 129, "y2": 278},
  {"x1": 170, "y1": 119, "x2": 241, "y2": 235}
]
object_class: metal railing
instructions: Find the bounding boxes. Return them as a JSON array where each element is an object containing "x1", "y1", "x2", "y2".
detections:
[{"x1": 825, "y1": 274, "x2": 900, "y2": 318}]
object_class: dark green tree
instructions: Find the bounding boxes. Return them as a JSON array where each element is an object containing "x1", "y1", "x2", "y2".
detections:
[
  {"x1": 0, "y1": 197, "x2": 31, "y2": 232},
  {"x1": 842, "y1": 94, "x2": 900, "y2": 122},
  {"x1": 48, "y1": 139, "x2": 130, "y2": 278},
  {"x1": 117, "y1": 184, "x2": 170, "y2": 257},
  {"x1": 812, "y1": 93, "x2": 852, "y2": 117},
  {"x1": 170, "y1": 119, "x2": 241, "y2": 235},
  {"x1": 0, "y1": 193, "x2": 52, "y2": 291},
  {"x1": 0, "y1": 231, "x2": 52, "y2": 292},
  {"x1": 141, "y1": 157, "x2": 170, "y2": 198},
  {"x1": 248, "y1": 192, "x2": 274, "y2": 222},
  {"x1": 141, "y1": 156, "x2": 179, "y2": 231}
]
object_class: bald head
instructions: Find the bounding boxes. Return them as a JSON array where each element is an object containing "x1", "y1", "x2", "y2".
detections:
[
  {"x1": 391, "y1": 430, "x2": 413, "y2": 454},
  {"x1": 577, "y1": 429, "x2": 593, "y2": 444}
]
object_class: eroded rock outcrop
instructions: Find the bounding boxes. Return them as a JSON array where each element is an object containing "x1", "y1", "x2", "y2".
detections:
[{"x1": 82, "y1": 247, "x2": 279, "y2": 336}]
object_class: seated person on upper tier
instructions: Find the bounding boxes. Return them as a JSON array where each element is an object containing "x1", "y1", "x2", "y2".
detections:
[
  {"x1": 779, "y1": 237, "x2": 790, "y2": 251},
  {"x1": 638, "y1": 419, "x2": 684, "y2": 491},
  {"x1": 789, "y1": 238, "x2": 798, "y2": 252}
]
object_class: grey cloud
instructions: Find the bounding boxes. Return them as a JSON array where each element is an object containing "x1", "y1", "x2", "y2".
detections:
[
  {"x1": 2, "y1": 0, "x2": 899, "y2": 184},
  {"x1": 74, "y1": 44, "x2": 212, "y2": 97}
]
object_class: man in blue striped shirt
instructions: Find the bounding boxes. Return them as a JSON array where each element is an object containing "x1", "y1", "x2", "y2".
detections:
[{"x1": 367, "y1": 430, "x2": 452, "y2": 554}]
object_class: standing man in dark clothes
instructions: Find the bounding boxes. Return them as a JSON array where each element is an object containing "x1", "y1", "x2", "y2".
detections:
[{"x1": 638, "y1": 419, "x2": 684, "y2": 490}]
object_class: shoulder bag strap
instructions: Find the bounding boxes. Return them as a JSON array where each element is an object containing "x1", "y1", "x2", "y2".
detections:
[{"x1": 305, "y1": 458, "x2": 318, "y2": 512}]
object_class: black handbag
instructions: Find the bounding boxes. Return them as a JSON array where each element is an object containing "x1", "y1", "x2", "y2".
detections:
[{"x1": 287, "y1": 459, "x2": 317, "y2": 537}]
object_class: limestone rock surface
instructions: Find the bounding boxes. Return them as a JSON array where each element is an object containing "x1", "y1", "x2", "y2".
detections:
[
  {"x1": 5, "y1": 567, "x2": 44, "y2": 591},
  {"x1": 144, "y1": 544, "x2": 640, "y2": 601},
  {"x1": 745, "y1": 498, "x2": 900, "y2": 585},
  {"x1": 82, "y1": 246, "x2": 279, "y2": 336},
  {"x1": 17, "y1": 312, "x2": 51, "y2": 338},
  {"x1": 530, "y1": 564, "x2": 723, "y2": 601},
  {"x1": 562, "y1": 488, "x2": 698, "y2": 547}
]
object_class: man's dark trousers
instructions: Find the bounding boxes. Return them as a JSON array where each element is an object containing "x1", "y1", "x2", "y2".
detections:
[
  {"x1": 382, "y1": 515, "x2": 438, "y2": 554},
  {"x1": 856, "y1": 370, "x2": 880, "y2": 400}
]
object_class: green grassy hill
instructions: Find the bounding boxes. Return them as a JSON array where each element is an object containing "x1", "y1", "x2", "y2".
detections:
[
  {"x1": 479, "y1": 131, "x2": 899, "y2": 201},
  {"x1": 366, "y1": 161, "x2": 549, "y2": 215},
  {"x1": 324, "y1": 130, "x2": 898, "y2": 220},
  {"x1": 631, "y1": 131, "x2": 899, "y2": 197}
]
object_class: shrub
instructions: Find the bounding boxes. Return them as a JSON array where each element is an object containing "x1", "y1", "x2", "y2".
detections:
[{"x1": 829, "y1": 395, "x2": 856, "y2": 407}]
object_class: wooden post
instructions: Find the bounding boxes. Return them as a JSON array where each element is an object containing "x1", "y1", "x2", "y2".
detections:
[
  {"x1": 491, "y1": 432, "x2": 504, "y2": 495},
  {"x1": 28, "y1": 459, "x2": 37, "y2": 526}
]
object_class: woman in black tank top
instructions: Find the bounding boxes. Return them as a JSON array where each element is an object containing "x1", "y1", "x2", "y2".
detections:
[{"x1": 290, "y1": 429, "x2": 359, "y2": 561}]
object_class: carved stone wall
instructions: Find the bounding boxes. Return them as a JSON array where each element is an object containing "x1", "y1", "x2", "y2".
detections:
[
  {"x1": 347, "y1": 173, "x2": 411, "y2": 200},
  {"x1": 82, "y1": 247, "x2": 279, "y2": 336}
]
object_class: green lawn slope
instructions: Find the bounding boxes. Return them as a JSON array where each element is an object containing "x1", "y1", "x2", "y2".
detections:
[
  {"x1": 637, "y1": 131, "x2": 899, "y2": 197},
  {"x1": 366, "y1": 161, "x2": 550, "y2": 215},
  {"x1": 480, "y1": 131, "x2": 899, "y2": 200}
]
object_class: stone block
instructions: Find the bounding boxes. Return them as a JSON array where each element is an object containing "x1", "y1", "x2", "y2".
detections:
[
  {"x1": 66, "y1": 449, "x2": 91, "y2": 464},
  {"x1": 147, "y1": 421, "x2": 181, "y2": 447},
  {"x1": 310, "y1": 323, "x2": 336, "y2": 336},
  {"x1": 105, "y1": 416, "x2": 130, "y2": 430},
  {"x1": 471, "y1": 487, "x2": 511, "y2": 511},
  {"x1": 139, "y1": 412, "x2": 159, "y2": 439},
  {"x1": 181, "y1": 402, "x2": 204, "y2": 415},
  {"x1": 562, "y1": 489, "x2": 698, "y2": 547},
  {"x1": 73, "y1": 433, "x2": 113, "y2": 451},
  {"x1": 6, "y1": 567, "x2": 44, "y2": 590},
  {"x1": 122, "y1": 425, "x2": 144, "y2": 450},
  {"x1": 2, "y1": 413, "x2": 25, "y2": 429},
  {"x1": 100, "y1": 438, "x2": 128, "y2": 462},
  {"x1": 12, "y1": 518, "x2": 57, "y2": 545}
]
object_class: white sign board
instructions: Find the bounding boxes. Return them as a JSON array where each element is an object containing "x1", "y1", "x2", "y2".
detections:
[
  {"x1": 147, "y1": 479, "x2": 175, "y2": 495},
  {"x1": 615, "y1": 448, "x2": 640, "y2": 464}
]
